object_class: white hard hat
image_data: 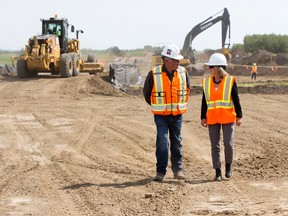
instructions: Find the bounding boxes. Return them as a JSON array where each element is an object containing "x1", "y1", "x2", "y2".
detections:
[
  {"x1": 161, "y1": 44, "x2": 183, "y2": 60},
  {"x1": 206, "y1": 53, "x2": 227, "y2": 66}
]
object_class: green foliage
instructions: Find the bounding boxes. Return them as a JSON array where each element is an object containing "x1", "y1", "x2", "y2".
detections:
[
  {"x1": 0, "y1": 54, "x2": 17, "y2": 65},
  {"x1": 231, "y1": 43, "x2": 244, "y2": 50},
  {"x1": 81, "y1": 46, "x2": 160, "y2": 58},
  {"x1": 243, "y1": 34, "x2": 288, "y2": 53},
  {"x1": 0, "y1": 50, "x2": 22, "y2": 64}
]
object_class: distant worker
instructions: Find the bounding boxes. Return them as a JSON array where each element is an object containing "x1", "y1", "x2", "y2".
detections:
[
  {"x1": 201, "y1": 53, "x2": 242, "y2": 181},
  {"x1": 143, "y1": 44, "x2": 190, "y2": 181},
  {"x1": 251, "y1": 63, "x2": 257, "y2": 80}
]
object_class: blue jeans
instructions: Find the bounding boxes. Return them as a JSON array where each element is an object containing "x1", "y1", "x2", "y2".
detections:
[{"x1": 154, "y1": 114, "x2": 183, "y2": 175}]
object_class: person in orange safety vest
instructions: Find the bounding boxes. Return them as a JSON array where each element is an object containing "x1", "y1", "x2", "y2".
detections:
[
  {"x1": 201, "y1": 53, "x2": 242, "y2": 181},
  {"x1": 143, "y1": 44, "x2": 190, "y2": 181},
  {"x1": 251, "y1": 63, "x2": 257, "y2": 80}
]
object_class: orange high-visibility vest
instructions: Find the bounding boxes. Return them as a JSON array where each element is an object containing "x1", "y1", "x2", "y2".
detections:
[
  {"x1": 252, "y1": 65, "x2": 257, "y2": 73},
  {"x1": 202, "y1": 76, "x2": 236, "y2": 124},
  {"x1": 151, "y1": 65, "x2": 189, "y2": 116}
]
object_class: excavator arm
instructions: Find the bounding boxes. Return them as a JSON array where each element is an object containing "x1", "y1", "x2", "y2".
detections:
[{"x1": 182, "y1": 8, "x2": 231, "y2": 64}]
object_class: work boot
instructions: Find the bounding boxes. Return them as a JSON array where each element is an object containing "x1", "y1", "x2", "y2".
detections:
[
  {"x1": 173, "y1": 171, "x2": 186, "y2": 180},
  {"x1": 214, "y1": 168, "x2": 222, "y2": 181},
  {"x1": 153, "y1": 172, "x2": 165, "y2": 181},
  {"x1": 225, "y1": 164, "x2": 232, "y2": 178}
]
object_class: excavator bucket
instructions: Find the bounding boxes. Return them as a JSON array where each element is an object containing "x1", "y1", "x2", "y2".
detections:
[
  {"x1": 221, "y1": 48, "x2": 232, "y2": 62},
  {"x1": 179, "y1": 58, "x2": 191, "y2": 66}
]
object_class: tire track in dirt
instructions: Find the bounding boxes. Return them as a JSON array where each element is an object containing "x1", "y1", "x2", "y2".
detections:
[
  {"x1": 0, "y1": 115, "x2": 74, "y2": 214},
  {"x1": 80, "y1": 112, "x2": 155, "y2": 177},
  {"x1": 0, "y1": 79, "x2": 108, "y2": 215}
]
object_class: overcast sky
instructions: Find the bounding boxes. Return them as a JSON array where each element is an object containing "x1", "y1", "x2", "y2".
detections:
[{"x1": 1, "y1": 0, "x2": 287, "y2": 51}]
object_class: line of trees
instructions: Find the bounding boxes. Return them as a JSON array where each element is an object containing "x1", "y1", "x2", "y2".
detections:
[
  {"x1": 0, "y1": 50, "x2": 22, "y2": 55},
  {"x1": 243, "y1": 34, "x2": 288, "y2": 53}
]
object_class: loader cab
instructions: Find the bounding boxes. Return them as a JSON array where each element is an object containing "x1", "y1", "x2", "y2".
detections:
[{"x1": 41, "y1": 17, "x2": 74, "y2": 54}]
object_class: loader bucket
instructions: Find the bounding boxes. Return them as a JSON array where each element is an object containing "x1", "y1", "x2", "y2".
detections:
[
  {"x1": 27, "y1": 57, "x2": 50, "y2": 71},
  {"x1": 80, "y1": 61, "x2": 104, "y2": 74}
]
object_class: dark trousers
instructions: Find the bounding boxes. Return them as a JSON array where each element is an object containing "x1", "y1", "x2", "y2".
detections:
[{"x1": 208, "y1": 123, "x2": 234, "y2": 169}]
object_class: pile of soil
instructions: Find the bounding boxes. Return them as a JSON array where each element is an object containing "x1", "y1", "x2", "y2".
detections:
[
  {"x1": 275, "y1": 53, "x2": 288, "y2": 65},
  {"x1": 199, "y1": 49, "x2": 288, "y2": 76},
  {"x1": 85, "y1": 73, "x2": 144, "y2": 97},
  {"x1": 231, "y1": 49, "x2": 287, "y2": 66},
  {"x1": 227, "y1": 50, "x2": 288, "y2": 76},
  {"x1": 240, "y1": 50, "x2": 275, "y2": 66},
  {"x1": 85, "y1": 73, "x2": 123, "y2": 97}
]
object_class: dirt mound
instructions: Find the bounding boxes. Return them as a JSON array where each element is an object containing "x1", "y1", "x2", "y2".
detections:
[
  {"x1": 231, "y1": 49, "x2": 248, "y2": 65},
  {"x1": 200, "y1": 49, "x2": 288, "y2": 76},
  {"x1": 84, "y1": 73, "x2": 123, "y2": 97},
  {"x1": 275, "y1": 53, "x2": 288, "y2": 65},
  {"x1": 241, "y1": 50, "x2": 274, "y2": 65},
  {"x1": 84, "y1": 73, "x2": 144, "y2": 97}
]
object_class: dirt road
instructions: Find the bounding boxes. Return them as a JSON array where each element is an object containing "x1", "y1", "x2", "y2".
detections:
[{"x1": 0, "y1": 72, "x2": 288, "y2": 216}]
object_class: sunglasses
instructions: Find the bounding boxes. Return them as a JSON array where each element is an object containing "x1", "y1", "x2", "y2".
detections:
[{"x1": 208, "y1": 65, "x2": 226, "y2": 69}]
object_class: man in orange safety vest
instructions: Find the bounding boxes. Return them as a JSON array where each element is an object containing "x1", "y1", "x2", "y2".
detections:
[
  {"x1": 143, "y1": 44, "x2": 190, "y2": 181},
  {"x1": 251, "y1": 63, "x2": 257, "y2": 80}
]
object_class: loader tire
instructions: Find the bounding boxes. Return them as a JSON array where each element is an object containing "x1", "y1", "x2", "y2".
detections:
[
  {"x1": 87, "y1": 54, "x2": 96, "y2": 62},
  {"x1": 59, "y1": 54, "x2": 73, "y2": 78},
  {"x1": 17, "y1": 59, "x2": 31, "y2": 78},
  {"x1": 71, "y1": 53, "x2": 80, "y2": 76}
]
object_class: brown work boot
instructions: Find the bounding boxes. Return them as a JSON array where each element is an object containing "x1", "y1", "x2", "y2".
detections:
[
  {"x1": 174, "y1": 171, "x2": 186, "y2": 180},
  {"x1": 153, "y1": 172, "x2": 165, "y2": 181}
]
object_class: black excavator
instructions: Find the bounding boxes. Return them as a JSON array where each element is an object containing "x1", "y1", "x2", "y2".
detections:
[
  {"x1": 181, "y1": 8, "x2": 231, "y2": 65},
  {"x1": 151, "y1": 8, "x2": 231, "y2": 69}
]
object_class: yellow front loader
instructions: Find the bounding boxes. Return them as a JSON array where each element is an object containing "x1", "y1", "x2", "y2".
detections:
[{"x1": 14, "y1": 15, "x2": 104, "y2": 78}]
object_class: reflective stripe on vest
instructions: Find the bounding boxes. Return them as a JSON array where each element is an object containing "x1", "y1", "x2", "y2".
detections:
[
  {"x1": 203, "y1": 75, "x2": 236, "y2": 124},
  {"x1": 151, "y1": 65, "x2": 189, "y2": 115},
  {"x1": 204, "y1": 76, "x2": 233, "y2": 109}
]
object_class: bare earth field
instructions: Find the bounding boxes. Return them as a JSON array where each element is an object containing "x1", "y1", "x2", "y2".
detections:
[{"x1": 0, "y1": 61, "x2": 288, "y2": 215}]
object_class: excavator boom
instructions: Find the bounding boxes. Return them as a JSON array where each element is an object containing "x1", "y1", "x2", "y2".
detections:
[{"x1": 182, "y1": 8, "x2": 231, "y2": 64}]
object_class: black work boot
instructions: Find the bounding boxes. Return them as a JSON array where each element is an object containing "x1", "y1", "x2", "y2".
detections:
[
  {"x1": 214, "y1": 168, "x2": 222, "y2": 181},
  {"x1": 225, "y1": 164, "x2": 232, "y2": 178}
]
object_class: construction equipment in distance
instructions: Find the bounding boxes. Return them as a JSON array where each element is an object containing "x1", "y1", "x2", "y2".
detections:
[
  {"x1": 15, "y1": 15, "x2": 104, "y2": 78},
  {"x1": 181, "y1": 7, "x2": 231, "y2": 65},
  {"x1": 151, "y1": 8, "x2": 231, "y2": 67}
]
